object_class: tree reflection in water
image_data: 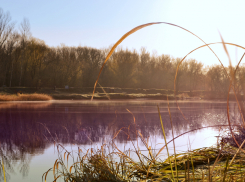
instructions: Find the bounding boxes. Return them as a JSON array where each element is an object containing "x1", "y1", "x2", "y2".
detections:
[{"x1": 0, "y1": 101, "x2": 241, "y2": 180}]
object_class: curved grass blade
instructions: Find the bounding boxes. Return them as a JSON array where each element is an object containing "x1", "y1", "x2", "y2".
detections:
[
  {"x1": 155, "y1": 124, "x2": 240, "y2": 159},
  {"x1": 173, "y1": 41, "x2": 245, "y2": 151},
  {"x1": 53, "y1": 159, "x2": 58, "y2": 179},
  {"x1": 42, "y1": 168, "x2": 52, "y2": 182},
  {"x1": 173, "y1": 41, "x2": 245, "y2": 111},
  {"x1": 92, "y1": 22, "x2": 222, "y2": 100},
  {"x1": 219, "y1": 35, "x2": 244, "y2": 151}
]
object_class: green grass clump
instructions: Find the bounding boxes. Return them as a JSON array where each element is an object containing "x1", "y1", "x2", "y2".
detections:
[{"x1": 43, "y1": 140, "x2": 245, "y2": 181}]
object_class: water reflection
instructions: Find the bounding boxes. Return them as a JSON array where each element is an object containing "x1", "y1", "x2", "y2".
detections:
[{"x1": 0, "y1": 100, "x2": 241, "y2": 181}]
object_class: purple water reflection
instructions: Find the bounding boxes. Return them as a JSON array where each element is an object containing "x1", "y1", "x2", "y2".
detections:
[{"x1": 0, "y1": 100, "x2": 241, "y2": 181}]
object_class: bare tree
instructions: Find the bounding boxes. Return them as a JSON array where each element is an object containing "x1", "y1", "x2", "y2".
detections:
[
  {"x1": 4, "y1": 32, "x2": 20, "y2": 87},
  {"x1": 0, "y1": 8, "x2": 15, "y2": 86},
  {"x1": 0, "y1": 8, "x2": 15, "y2": 48},
  {"x1": 19, "y1": 18, "x2": 31, "y2": 86}
]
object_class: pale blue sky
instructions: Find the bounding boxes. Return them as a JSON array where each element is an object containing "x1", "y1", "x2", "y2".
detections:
[{"x1": 1, "y1": 0, "x2": 245, "y2": 66}]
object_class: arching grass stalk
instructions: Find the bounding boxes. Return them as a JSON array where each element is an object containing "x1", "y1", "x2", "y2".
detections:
[
  {"x1": 173, "y1": 41, "x2": 245, "y2": 151},
  {"x1": 91, "y1": 21, "x2": 224, "y2": 101},
  {"x1": 157, "y1": 105, "x2": 175, "y2": 180}
]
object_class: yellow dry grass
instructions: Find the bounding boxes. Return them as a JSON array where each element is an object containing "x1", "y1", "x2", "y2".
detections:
[{"x1": 0, "y1": 93, "x2": 52, "y2": 101}]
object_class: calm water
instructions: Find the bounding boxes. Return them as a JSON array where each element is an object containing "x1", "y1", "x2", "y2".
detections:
[{"x1": 0, "y1": 100, "x2": 241, "y2": 182}]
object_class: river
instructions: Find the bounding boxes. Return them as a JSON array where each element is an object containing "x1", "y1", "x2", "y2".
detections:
[{"x1": 0, "y1": 100, "x2": 241, "y2": 181}]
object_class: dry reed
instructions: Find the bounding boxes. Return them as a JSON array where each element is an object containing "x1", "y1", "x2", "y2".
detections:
[{"x1": 0, "y1": 93, "x2": 52, "y2": 101}]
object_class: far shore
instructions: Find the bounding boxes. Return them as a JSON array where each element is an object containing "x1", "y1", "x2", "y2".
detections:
[{"x1": 0, "y1": 86, "x2": 242, "y2": 101}]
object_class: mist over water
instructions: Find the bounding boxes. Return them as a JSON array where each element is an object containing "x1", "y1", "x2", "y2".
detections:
[{"x1": 0, "y1": 100, "x2": 241, "y2": 181}]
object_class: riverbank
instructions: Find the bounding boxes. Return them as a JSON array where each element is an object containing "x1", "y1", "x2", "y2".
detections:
[
  {"x1": 0, "y1": 86, "x2": 242, "y2": 101},
  {"x1": 0, "y1": 93, "x2": 52, "y2": 101}
]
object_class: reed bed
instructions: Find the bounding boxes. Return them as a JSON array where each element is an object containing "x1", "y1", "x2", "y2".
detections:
[
  {"x1": 43, "y1": 130, "x2": 245, "y2": 182},
  {"x1": 0, "y1": 93, "x2": 52, "y2": 101}
]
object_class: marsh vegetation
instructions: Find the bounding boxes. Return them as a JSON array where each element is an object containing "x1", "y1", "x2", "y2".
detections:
[{"x1": 2, "y1": 6, "x2": 245, "y2": 182}]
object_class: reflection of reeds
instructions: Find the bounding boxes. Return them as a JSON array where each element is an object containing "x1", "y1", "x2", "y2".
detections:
[{"x1": 0, "y1": 93, "x2": 52, "y2": 101}]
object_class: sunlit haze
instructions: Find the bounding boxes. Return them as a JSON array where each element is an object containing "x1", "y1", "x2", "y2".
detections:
[{"x1": 2, "y1": 0, "x2": 245, "y2": 66}]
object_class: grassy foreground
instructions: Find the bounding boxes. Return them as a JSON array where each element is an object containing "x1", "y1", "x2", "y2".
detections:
[
  {"x1": 43, "y1": 106, "x2": 245, "y2": 182},
  {"x1": 43, "y1": 144, "x2": 245, "y2": 182},
  {"x1": 0, "y1": 93, "x2": 52, "y2": 101}
]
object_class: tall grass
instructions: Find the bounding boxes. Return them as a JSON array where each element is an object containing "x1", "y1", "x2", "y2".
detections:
[
  {"x1": 43, "y1": 22, "x2": 245, "y2": 181},
  {"x1": 43, "y1": 126, "x2": 245, "y2": 181},
  {"x1": 2, "y1": 159, "x2": 6, "y2": 182}
]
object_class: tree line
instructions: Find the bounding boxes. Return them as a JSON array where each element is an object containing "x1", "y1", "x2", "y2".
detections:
[{"x1": 1, "y1": 8, "x2": 245, "y2": 93}]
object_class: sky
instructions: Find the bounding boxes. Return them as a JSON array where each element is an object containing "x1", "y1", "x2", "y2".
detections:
[{"x1": 1, "y1": 0, "x2": 245, "y2": 67}]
